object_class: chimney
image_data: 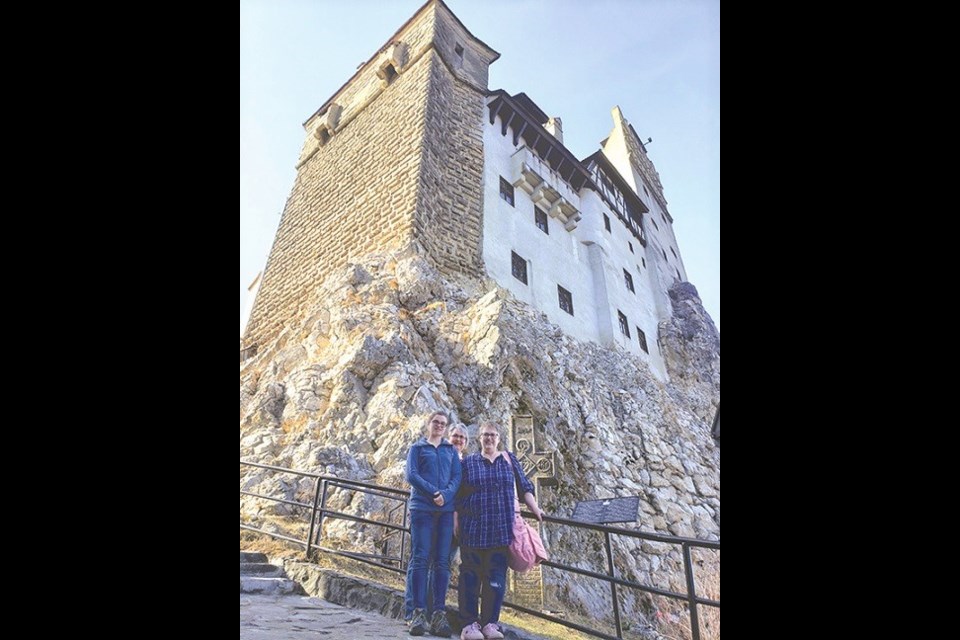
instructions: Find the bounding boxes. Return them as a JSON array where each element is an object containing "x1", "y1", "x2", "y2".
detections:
[{"x1": 545, "y1": 117, "x2": 564, "y2": 144}]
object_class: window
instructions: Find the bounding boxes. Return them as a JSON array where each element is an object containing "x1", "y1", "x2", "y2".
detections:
[
  {"x1": 511, "y1": 251, "x2": 528, "y2": 285},
  {"x1": 624, "y1": 270, "x2": 635, "y2": 293},
  {"x1": 618, "y1": 311, "x2": 631, "y2": 338},
  {"x1": 604, "y1": 214, "x2": 611, "y2": 233},
  {"x1": 382, "y1": 64, "x2": 398, "y2": 85},
  {"x1": 455, "y1": 44, "x2": 464, "y2": 59},
  {"x1": 637, "y1": 328, "x2": 649, "y2": 354},
  {"x1": 500, "y1": 178, "x2": 515, "y2": 207},
  {"x1": 642, "y1": 258, "x2": 647, "y2": 269},
  {"x1": 535, "y1": 208, "x2": 549, "y2": 235},
  {"x1": 643, "y1": 185, "x2": 650, "y2": 197},
  {"x1": 662, "y1": 213, "x2": 668, "y2": 225},
  {"x1": 651, "y1": 217, "x2": 661, "y2": 232},
  {"x1": 676, "y1": 269, "x2": 682, "y2": 281},
  {"x1": 558, "y1": 286, "x2": 574, "y2": 316},
  {"x1": 671, "y1": 247, "x2": 679, "y2": 260},
  {"x1": 662, "y1": 248, "x2": 668, "y2": 261},
  {"x1": 629, "y1": 242, "x2": 635, "y2": 254}
]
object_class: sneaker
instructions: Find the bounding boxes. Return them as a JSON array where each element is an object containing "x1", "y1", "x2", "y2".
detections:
[
  {"x1": 410, "y1": 608, "x2": 428, "y2": 636},
  {"x1": 460, "y1": 622, "x2": 484, "y2": 640},
  {"x1": 480, "y1": 623, "x2": 504, "y2": 640},
  {"x1": 430, "y1": 610, "x2": 452, "y2": 637}
]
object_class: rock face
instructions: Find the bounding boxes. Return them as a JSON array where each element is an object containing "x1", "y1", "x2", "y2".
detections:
[{"x1": 240, "y1": 249, "x2": 720, "y2": 638}]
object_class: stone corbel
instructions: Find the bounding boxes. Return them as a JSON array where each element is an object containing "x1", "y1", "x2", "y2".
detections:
[
  {"x1": 376, "y1": 42, "x2": 409, "y2": 86},
  {"x1": 313, "y1": 104, "x2": 343, "y2": 146}
]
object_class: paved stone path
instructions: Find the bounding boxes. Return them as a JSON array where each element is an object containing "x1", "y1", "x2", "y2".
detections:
[{"x1": 240, "y1": 593, "x2": 414, "y2": 639}]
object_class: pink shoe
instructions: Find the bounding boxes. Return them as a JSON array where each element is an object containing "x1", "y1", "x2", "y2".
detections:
[
  {"x1": 481, "y1": 623, "x2": 504, "y2": 640},
  {"x1": 460, "y1": 622, "x2": 484, "y2": 640}
]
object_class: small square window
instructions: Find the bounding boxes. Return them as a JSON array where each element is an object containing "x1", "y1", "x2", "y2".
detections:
[
  {"x1": 651, "y1": 218, "x2": 660, "y2": 232},
  {"x1": 624, "y1": 270, "x2": 635, "y2": 293},
  {"x1": 637, "y1": 328, "x2": 649, "y2": 354},
  {"x1": 642, "y1": 258, "x2": 647, "y2": 269},
  {"x1": 500, "y1": 178, "x2": 515, "y2": 207},
  {"x1": 558, "y1": 286, "x2": 574, "y2": 316},
  {"x1": 536, "y1": 208, "x2": 549, "y2": 235},
  {"x1": 604, "y1": 214, "x2": 611, "y2": 233},
  {"x1": 382, "y1": 64, "x2": 398, "y2": 85},
  {"x1": 662, "y1": 248, "x2": 668, "y2": 261},
  {"x1": 671, "y1": 247, "x2": 679, "y2": 260},
  {"x1": 511, "y1": 251, "x2": 528, "y2": 285},
  {"x1": 618, "y1": 311, "x2": 631, "y2": 338},
  {"x1": 455, "y1": 44, "x2": 464, "y2": 58},
  {"x1": 629, "y1": 242, "x2": 635, "y2": 254}
]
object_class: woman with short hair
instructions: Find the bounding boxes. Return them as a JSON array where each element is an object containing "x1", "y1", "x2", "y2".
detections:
[{"x1": 455, "y1": 422, "x2": 544, "y2": 640}]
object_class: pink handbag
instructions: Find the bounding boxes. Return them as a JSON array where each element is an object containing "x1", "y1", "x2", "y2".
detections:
[{"x1": 505, "y1": 454, "x2": 549, "y2": 572}]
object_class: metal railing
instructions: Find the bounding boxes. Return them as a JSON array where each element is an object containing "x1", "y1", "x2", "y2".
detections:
[{"x1": 240, "y1": 459, "x2": 720, "y2": 640}]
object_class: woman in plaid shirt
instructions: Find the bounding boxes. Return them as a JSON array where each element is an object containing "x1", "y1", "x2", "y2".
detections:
[{"x1": 455, "y1": 422, "x2": 544, "y2": 640}]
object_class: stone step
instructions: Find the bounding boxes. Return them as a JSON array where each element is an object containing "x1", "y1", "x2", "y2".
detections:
[
  {"x1": 240, "y1": 562, "x2": 285, "y2": 577},
  {"x1": 240, "y1": 551, "x2": 268, "y2": 564},
  {"x1": 240, "y1": 576, "x2": 304, "y2": 596}
]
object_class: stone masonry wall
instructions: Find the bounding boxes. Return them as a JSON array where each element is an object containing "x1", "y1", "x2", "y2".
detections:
[
  {"x1": 244, "y1": 56, "x2": 427, "y2": 348},
  {"x1": 412, "y1": 6, "x2": 494, "y2": 279},
  {"x1": 244, "y1": 1, "x2": 497, "y2": 348},
  {"x1": 414, "y1": 52, "x2": 488, "y2": 279}
]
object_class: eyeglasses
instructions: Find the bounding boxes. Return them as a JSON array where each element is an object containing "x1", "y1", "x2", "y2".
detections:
[
  {"x1": 480, "y1": 433, "x2": 499, "y2": 438},
  {"x1": 430, "y1": 420, "x2": 448, "y2": 426},
  {"x1": 451, "y1": 435, "x2": 466, "y2": 440}
]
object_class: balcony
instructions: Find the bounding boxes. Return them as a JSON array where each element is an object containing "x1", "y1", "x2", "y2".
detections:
[{"x1": 511, "y1": 147, "x2": 582, "y2": 231}]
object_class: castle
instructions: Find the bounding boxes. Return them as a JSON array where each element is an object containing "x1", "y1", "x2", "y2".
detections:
[{"x1": 242, "y1": 0, "x2": 690, "y2": 380}]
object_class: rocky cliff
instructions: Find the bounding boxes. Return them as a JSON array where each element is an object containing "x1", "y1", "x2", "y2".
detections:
[{"x1": 240, "y1": 249, "x2": 720, "y2": 638}]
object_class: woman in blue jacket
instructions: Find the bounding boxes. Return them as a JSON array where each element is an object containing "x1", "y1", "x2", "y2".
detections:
[{"x1": 406, "y1": 411, "x2": 462, "y2": 637}]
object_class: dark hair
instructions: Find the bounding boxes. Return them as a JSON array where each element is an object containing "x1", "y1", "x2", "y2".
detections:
[{"x1": 423, "y1": 411, "x2": 451, "y2": 434}]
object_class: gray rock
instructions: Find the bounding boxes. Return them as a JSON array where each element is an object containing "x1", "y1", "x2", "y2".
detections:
[{"x1": 240, "y1": 251, "x2": 720, "y2": 635}]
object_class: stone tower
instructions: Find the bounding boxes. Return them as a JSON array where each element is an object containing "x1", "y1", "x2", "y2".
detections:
[{"x1": 243, "y1": 0, "x2": 499, "y2": 350}]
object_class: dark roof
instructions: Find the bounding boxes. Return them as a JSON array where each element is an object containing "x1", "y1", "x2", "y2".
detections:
[
  {"x1": 510, "y1": 93, "x2": 549, "y2": 124},
  {"x1": 487, "y1": 90, "x2": 595, "y2": 193},
  {"x1": 583, "y1": 151, "x2": 649, "y2": 216}
]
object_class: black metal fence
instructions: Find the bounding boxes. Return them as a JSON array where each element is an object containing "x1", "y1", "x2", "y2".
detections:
[{"x1": 240, "y1": 460, "x2": 720, "y2": 640}]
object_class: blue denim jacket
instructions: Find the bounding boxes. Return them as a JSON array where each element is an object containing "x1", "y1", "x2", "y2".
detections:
[{"x1": 406, "y1": 437, "x2": 461, "y2": 512}]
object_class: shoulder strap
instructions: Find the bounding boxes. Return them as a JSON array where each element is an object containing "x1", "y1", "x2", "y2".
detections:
[{"x1": 505, "y1": 452, "x2": 524, "y2": 499}]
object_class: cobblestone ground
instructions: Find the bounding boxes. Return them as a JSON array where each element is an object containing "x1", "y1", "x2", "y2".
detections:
[{"x1": 240, "y1": 594, "x2": 413, "y2": 639}]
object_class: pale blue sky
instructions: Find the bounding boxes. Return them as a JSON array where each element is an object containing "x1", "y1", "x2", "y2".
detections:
[{"x1": 240, "y1": 0, "x2": 720, "y2": 335}]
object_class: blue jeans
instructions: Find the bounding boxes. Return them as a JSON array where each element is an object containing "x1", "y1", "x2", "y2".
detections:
[
  {"x1": 408, "y1": 510, "x2": 455, "y2": 614},
  {"x1": 405, "y1": 537, "x2": 459, "y2": 619},
  {"x1": 458, "y1": 545, "x2": 509, "y2": 628}
]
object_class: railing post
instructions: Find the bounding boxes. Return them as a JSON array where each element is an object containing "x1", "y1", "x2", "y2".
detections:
[
  {"x1": 399, "y1": 496, "x2": 410, "y2": 571},
  {"x1": 604, "y1": 531, "x2": 623, "y2": 638},
  {"x1": 683, "y1": 543, "x2": 702, "y2": 640},
  {"x1": 306, "y1": 478, "x2": 325, "y2": 559},
  {"x1": 314, "y1": 480, "x2": 329, "y2": 549}
]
